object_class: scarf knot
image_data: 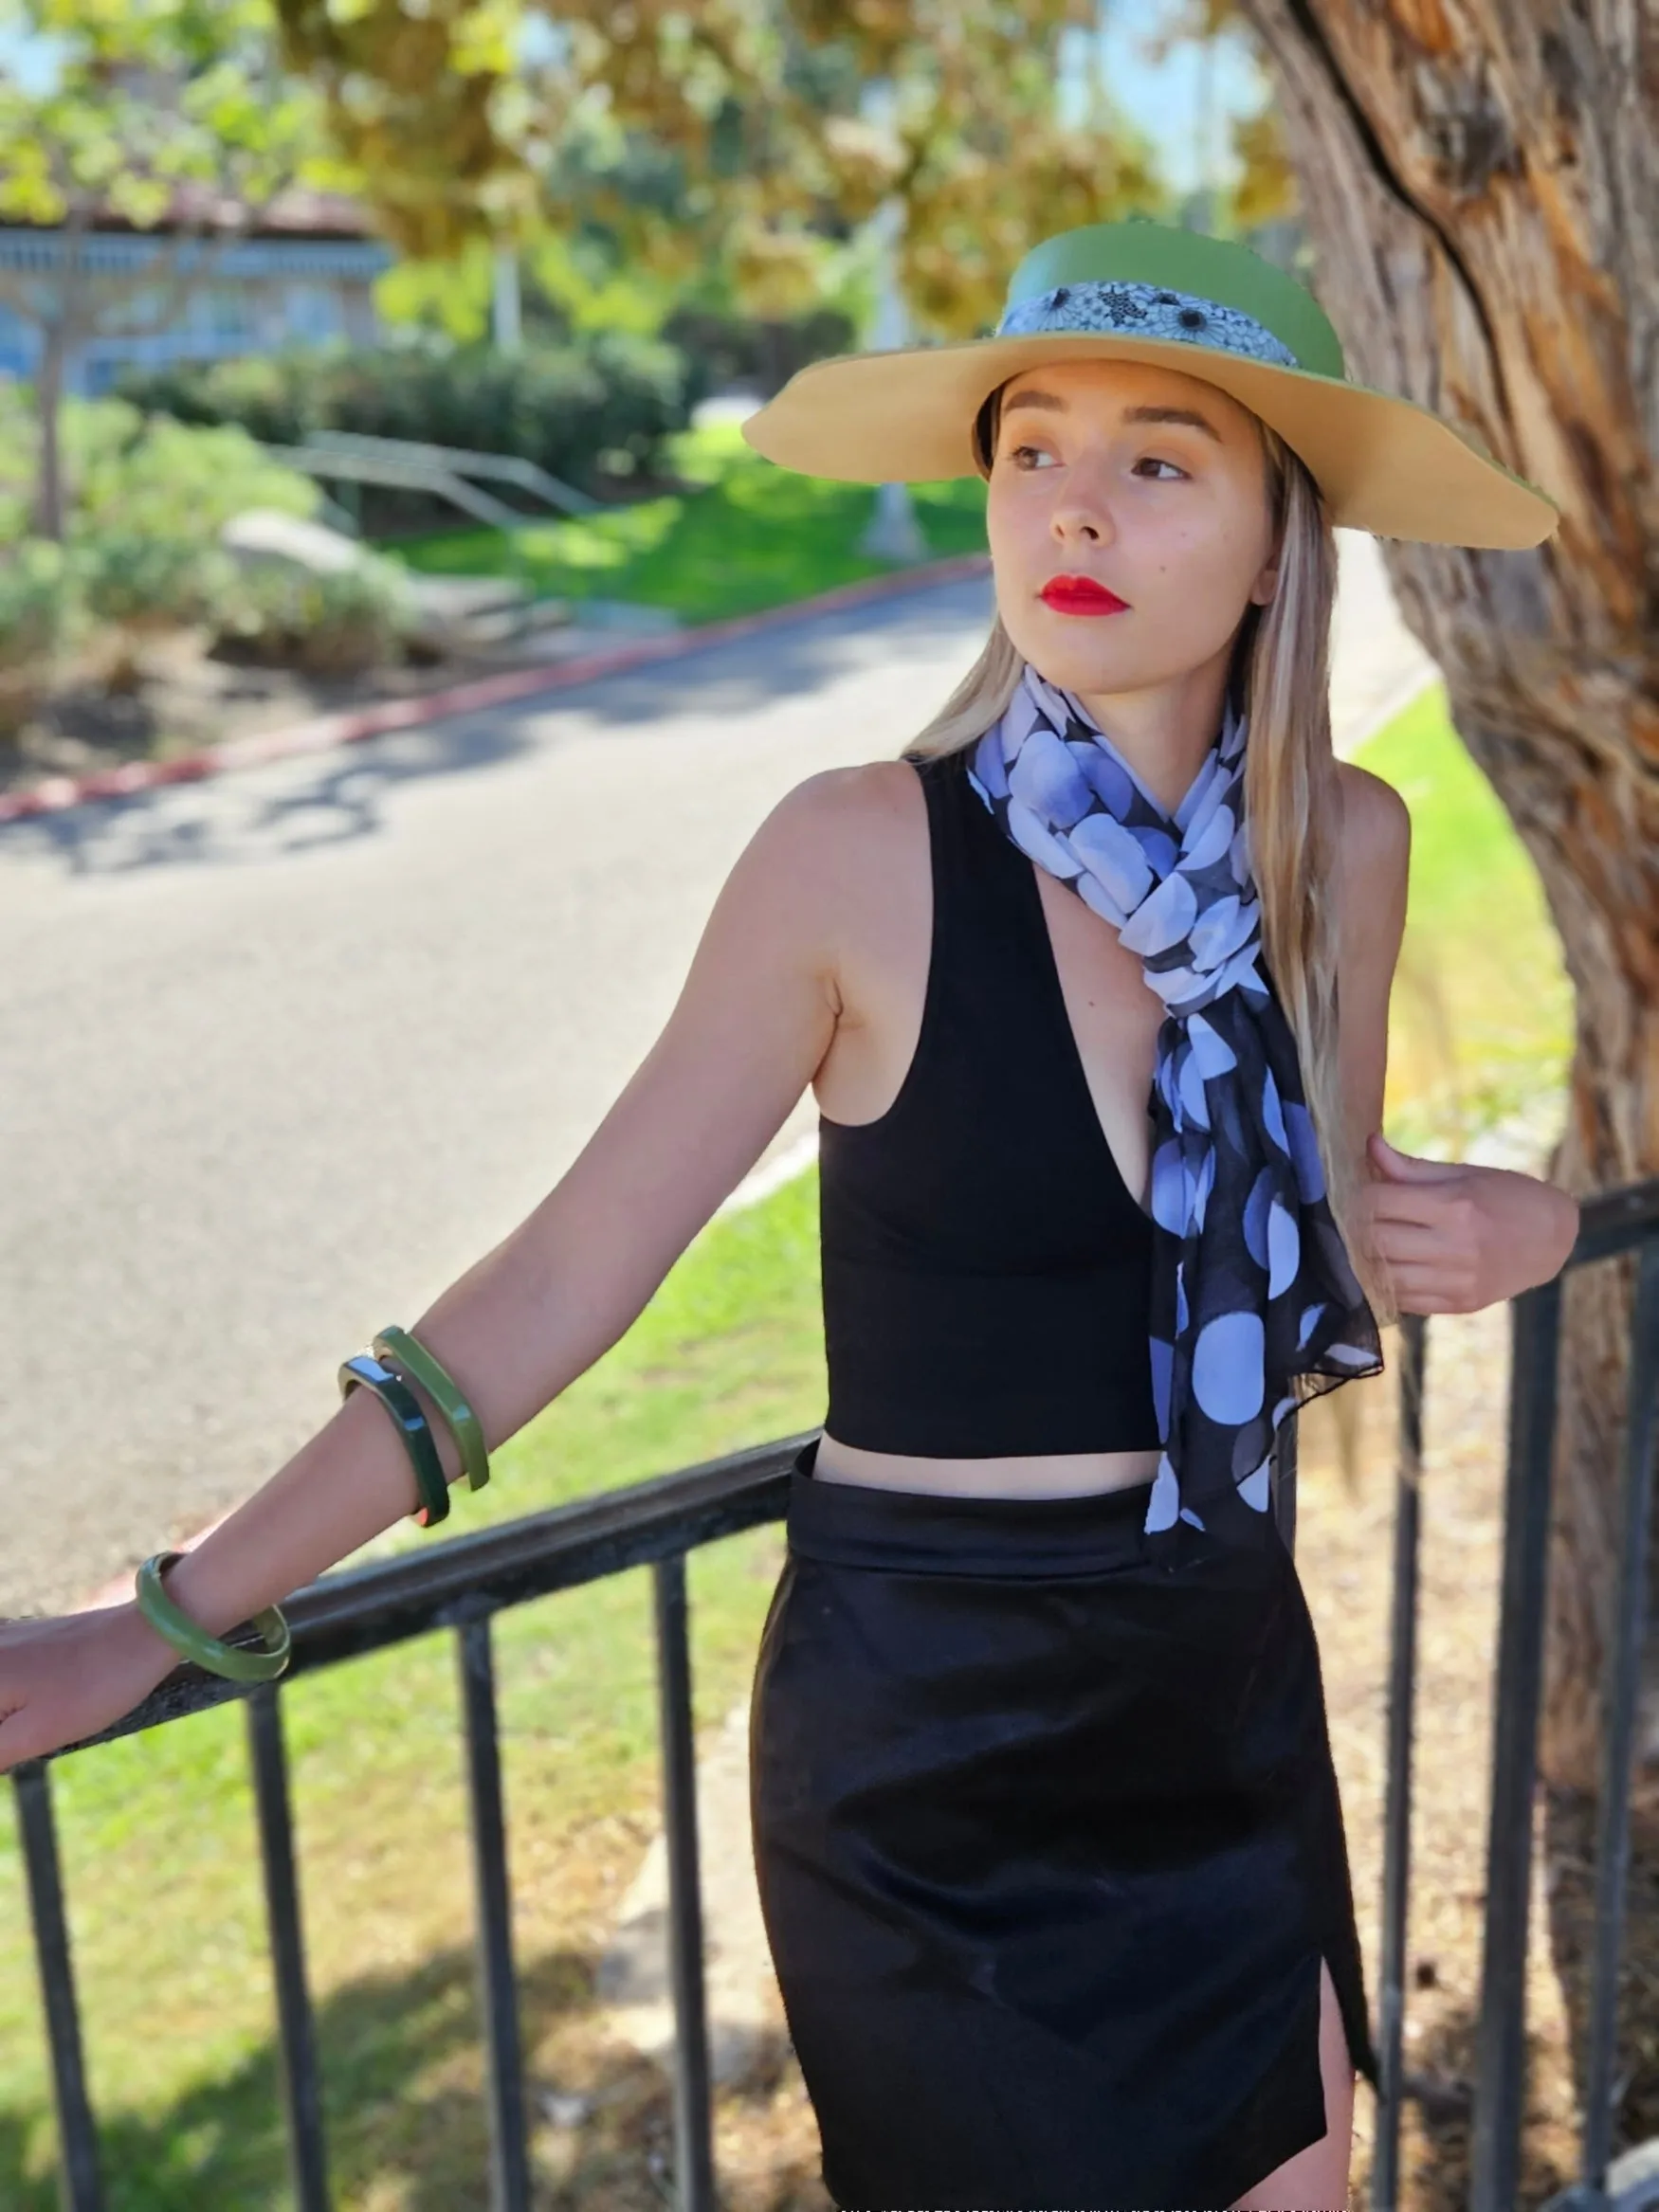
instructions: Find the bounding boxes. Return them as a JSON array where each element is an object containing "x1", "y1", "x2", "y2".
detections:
[{"x1": 969, "y1": 664, "x2": 1382, "y2": 1554}]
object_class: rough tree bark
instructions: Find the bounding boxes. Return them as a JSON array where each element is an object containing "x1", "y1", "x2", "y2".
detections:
[{"x1": 1232, "y1": 0, "x2": 1659, "y2": 1791}]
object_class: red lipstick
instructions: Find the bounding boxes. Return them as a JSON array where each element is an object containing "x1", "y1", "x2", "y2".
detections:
[{"x1": 1040, "y1": 574, "x2": 1129, "y2": 615}]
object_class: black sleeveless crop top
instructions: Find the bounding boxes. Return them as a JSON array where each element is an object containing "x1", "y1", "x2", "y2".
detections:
[{"x1": 818, "y1": 747, "x2": 1163, "y2": 1458}]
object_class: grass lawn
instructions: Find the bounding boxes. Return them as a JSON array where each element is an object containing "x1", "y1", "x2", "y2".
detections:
[
  {"x1": 388, "y1": 419, "x2": 989, "y2": 626},
  {"x1": 1354, "y1": 678, "x2": 1572, "y2": 1156},
  {"x1": 0, "y1": 1169, "x2": 826, "y2": 2210},
  {"x1": 0, "y1": 676, "x2": 1575, "y2": 2208}
]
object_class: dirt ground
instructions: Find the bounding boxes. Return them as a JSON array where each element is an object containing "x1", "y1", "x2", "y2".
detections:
[{"x1": 1298, "y1": 1301, "x2": 1584, "y2": 2210}]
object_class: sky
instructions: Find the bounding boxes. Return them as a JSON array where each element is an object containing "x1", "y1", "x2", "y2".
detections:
[
  {"x1": 1073, "y1": 0, "x2": 1265, "y2": 197},
  {"x1": 0, "y1": 2, "x2": 1266, "y2": 201}
]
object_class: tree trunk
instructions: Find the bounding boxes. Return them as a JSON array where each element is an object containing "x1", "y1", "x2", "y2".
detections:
[{"x1": 1232, "y1": 0, "x2": 1659, "y2": 1791}]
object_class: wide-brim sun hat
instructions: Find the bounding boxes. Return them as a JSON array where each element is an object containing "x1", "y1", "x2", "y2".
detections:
[{"x1": 741, "y1": 219, "x2": 1561, "y2": 550}]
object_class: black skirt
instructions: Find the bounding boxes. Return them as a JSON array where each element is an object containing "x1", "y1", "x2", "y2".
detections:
[{"x1": 748, "y1": 1438, "x2": 1375, "y2": 2212}]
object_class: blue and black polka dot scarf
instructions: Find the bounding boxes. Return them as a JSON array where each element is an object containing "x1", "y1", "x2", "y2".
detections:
[{"x1": 968, "y1": 664, "x2": 1384, "y2": 1554}]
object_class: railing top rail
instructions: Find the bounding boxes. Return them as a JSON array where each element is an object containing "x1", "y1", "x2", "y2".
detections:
[
  {"x1": 304, "y1": 429, "x2": 601, "y2": 517},
  {"x1": 33, "y1": 1432, "x2": 810, "y2": 1770},
  {"x1": 1562, "y1": 1174, "x2": 1659, "y2": 1269},
  {"x1": 260, "y1": 444, "x2": 531, "y2": 534}
]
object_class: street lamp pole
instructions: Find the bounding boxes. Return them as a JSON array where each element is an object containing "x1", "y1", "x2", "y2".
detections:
[{"x1": 492, "y1": 247, "x2": 522, "y2": 354}]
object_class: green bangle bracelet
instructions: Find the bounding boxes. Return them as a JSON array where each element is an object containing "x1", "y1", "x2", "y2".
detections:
[
  {"x1": 339, "y1": 1352, "x2": 450, "y2": 1528},
  {"x1": 372, "y1": 1326, "x2": 490, "y2": 1493},
  {"x1": 135, "y1": 1552, "x2": 292, "y2": 1683}
]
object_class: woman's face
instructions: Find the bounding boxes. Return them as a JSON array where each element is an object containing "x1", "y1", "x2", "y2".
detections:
[{"x1": 984, "y1": 355, "x2": 1281, "y2": 709}]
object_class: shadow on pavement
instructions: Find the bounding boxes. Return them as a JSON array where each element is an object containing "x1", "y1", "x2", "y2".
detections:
[{"x1": 0, "y1": 580, "x2": 994, "y2": 884}]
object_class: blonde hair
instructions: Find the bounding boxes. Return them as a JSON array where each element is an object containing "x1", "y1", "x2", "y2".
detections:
[{"x1": 907, "y1": 409, "x2": 1395, "y2": 1329}]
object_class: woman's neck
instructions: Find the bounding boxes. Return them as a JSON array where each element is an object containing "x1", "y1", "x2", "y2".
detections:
[{"x1": 1067, "y1": 659, "x2": 1234, "y2": 819}]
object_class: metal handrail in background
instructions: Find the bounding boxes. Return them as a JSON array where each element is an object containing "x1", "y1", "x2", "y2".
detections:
[
  {"x1": 257, "y1": 433, "x2": 607, "y2": 618},
  {"x1": 302, "y1": 431, "x2": 602, "y2": 519}
]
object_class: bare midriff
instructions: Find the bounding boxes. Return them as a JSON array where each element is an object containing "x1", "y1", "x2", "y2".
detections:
[{"x1": 811, "y1": 1432, "x2": 1161, "y2": 1500}]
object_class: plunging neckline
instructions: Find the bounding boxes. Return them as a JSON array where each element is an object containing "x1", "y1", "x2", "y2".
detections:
[{"x1": 1012, "y1": 849, "x2": 1158, "y2": 1230}]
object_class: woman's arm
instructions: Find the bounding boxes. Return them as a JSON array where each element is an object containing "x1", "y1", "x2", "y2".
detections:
[
  {"x1": 1335, "y1": 759, "x2": 1579, "y2": 1315},
  {"x1": 0, "y1": 767, "x2": 867, "y2": 1768},
  {"x1": 1333, "y1": 760, "x2": 1411, "y2": 1172}
]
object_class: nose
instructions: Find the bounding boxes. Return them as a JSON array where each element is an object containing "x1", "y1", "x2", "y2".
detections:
[{"x1": 1049, "y1": 456, "x2": 1117, "y2": 547}]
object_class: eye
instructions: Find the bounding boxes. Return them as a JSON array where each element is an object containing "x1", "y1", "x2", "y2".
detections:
[
  {"x1": 1134, "y1": 455, "x2": 1188, "y2": 481},
  {"x1": 1007, "y1": 442, "x2": 1054, "y2": 470}
]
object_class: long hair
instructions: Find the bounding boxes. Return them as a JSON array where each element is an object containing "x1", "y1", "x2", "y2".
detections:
[{"x1": 906, "y1": 394, "x2": 1395, "y2": 1328}]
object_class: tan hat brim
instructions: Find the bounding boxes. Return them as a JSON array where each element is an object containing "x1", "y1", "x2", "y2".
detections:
[{"x1": 740, "y1": 332, "x2": 1561, "y2": 551}]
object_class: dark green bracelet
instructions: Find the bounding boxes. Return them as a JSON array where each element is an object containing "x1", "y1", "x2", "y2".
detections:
[
  {"x1": 339, "y1": 1352, "x2": 450, "y2": 1528},
  {"x1": 135, "y1": 1552, "x2": 291, "y2": 1683},
  {"x1": 372, "y1": 1326, "x2": 490, "y2": 1493}
]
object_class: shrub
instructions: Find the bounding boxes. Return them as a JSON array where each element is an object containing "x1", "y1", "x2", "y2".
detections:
[
  {"x1": 117, "y1": 331, "x2": 702, "y2": 498},
  {"x1": 76, "y1": 533, "x2": 242, "y2": 634},
  {"x1": 0, "y1": 540, "x2": 81, "y2": 669},
  {"x1": 659, "y1": 302, "x2": 858, "y2": 398},
  {"x1": 0, "y1": 539, "x2": 85, "y2": 734},
  {"x1": 65, "y1": 404, "x2": 319, "y2": 540},
  {"x1": 0, "y1": 380, "x2": 35, "y2": 545},
  {"x1": 0, "y1": 399, "x2": 320, "y2": 548},
  {"x1": 211, "y1": 554, "x2": 413, "y2": 677},
  {"x1": 115, "y1": 351, "x2": 319, "y2": 448}
]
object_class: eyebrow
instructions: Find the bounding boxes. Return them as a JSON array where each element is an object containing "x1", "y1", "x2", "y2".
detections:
[{"x1": 999, "y1": 390, "x2": 1225, "y2": 444}]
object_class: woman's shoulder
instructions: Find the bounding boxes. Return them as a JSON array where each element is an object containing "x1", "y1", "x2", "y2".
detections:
[
  {"x1": 1332, "y1": 759, "x2": 1411, "y2": 895},
  {"x1": 762, "y1": 755, "x2": 935, "y2": 861},
  {"x1": 1336, "y1": 765, "x2": 1407, "y2": 946},
  {"x1": 1328, "y1": 763, "x2": 1411, "y2": 1013},
  {"x1": 738, "y1": 759, "x2": 937, "y2": 981}
]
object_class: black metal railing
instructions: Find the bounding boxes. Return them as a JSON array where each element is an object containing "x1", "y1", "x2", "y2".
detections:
[
  {"x1": 10, "y1": 1173, "x2": 1659, "y2": 2210},
  {"x1": 9, "y1": 1434, "x2": 809, "y2": 2212},
  {"x1": 1362, "y1": 1173, "x2": 1659, "y2": 2212},
  {"x1": 1467, "y1": 1182, "x2": 1659, "y2": 2212}
]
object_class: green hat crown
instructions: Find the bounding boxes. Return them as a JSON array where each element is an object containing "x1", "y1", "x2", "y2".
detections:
[{"x1": 996, "y1": 221, "x2": 1346, "y2": 384}]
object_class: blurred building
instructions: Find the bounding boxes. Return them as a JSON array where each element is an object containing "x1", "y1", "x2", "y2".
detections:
[{"x1": 0, "y1": 190, "x2": 392, "y2": 395}]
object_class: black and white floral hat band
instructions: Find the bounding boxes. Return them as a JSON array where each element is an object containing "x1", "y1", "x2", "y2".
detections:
[
  {"x1": 742, "y1": 218, "x2": 1562, "y2": 550},
  {"x1": 998, "y1": 279, "x2": 1302, "y2": 371}
]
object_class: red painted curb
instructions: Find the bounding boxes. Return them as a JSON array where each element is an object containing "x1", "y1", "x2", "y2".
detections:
[{"x1": 0, "y1": 552, "x2": 993, "y2": 827}]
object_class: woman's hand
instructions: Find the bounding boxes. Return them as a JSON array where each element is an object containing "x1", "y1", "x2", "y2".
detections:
[
  {"x1": 1360, "y1": 1132, "x2": 1581, "y2": 1315},
  {"x1": 0, "y1": 1603, "x2": 180, "y2": 1774}
]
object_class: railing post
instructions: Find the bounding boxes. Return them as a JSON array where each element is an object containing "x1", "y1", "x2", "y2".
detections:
[
  {"x1": 1470, "y1": 1278, "x2": 1564, "y2": 2212},
  {"x1": 12, "y1": 1761, "x2": 105, "y2": 2212},
  {"x1": 456, "y1": 1617, "x2": 533, "y2": 2212},
  {"x1": 246, "y1": 1684, "x2": 331, "y2": 2212},
  {"x1": 1580, "y1": 1241, "x2": 1659, "y2": 2196},
  {"x1": 653, "y1": 1554, "x2": 718, "y2": 2212},
  {"x1": 1373, "y1": 1310, "x2": 1428, "y2": 2212}
]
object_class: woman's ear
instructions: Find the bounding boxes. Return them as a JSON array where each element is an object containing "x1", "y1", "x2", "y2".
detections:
[{"x1": 1251, "y1": 559, "x2": 1281, "y2": 607}]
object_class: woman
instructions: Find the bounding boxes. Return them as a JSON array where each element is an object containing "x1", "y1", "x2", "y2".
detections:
[{"x1": 0, "y1": 220, "x2": 1577, "y2": 2208}]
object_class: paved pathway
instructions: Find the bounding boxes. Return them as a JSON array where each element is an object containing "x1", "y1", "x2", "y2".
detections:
[
  {"x1": 0, "y1": 580, "x2": 995, "y2": 1615},
  {"x1": 0, "y1": 534, "x2": 1432, "y2": 1620}
]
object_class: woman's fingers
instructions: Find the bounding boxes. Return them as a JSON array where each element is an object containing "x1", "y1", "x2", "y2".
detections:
[
  {"x1": 1359, "y1": 1178, "x2": 1488, "y2": 1312},
  {"x1": 1366, "y1": 1215, "x2": 1450, "y2": 1261},
  {"x1": 1382, "y1": 1277, "x2": 1468, "y2": 1315}
]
